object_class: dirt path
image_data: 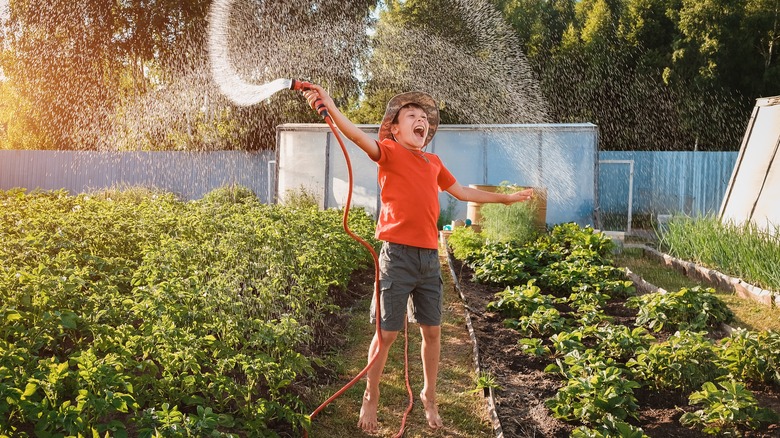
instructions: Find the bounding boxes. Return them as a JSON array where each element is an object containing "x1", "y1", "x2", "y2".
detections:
[{"x1": 307, "y1": 249, "x2": 493, "y2": 437}]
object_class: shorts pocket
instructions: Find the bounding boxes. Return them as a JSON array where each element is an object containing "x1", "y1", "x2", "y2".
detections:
[{"x1": 372, "y1": 279, "x2": 394, "y2": 322}]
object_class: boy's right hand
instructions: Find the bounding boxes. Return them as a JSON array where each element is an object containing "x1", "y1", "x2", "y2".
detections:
[
  {"x1": 504, "y1": 188, "x2": 534, "y2": 205},
  {"x1": 300, "y1": 84, "x2": 381, "y2": 160},
  {"x1": 302, "y1": 84, "x2": 334, "y2": 114}
]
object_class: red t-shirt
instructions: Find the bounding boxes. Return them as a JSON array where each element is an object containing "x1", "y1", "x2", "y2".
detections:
[{"x1": 373, "y1": 138, "x2": 457, "y2": 249}]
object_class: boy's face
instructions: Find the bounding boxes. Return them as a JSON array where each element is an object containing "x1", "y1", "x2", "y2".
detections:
[{"x1": 391, "y1": 105, "x2": 429, "y2": 150}]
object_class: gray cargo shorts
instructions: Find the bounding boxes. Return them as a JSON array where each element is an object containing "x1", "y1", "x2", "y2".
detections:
[{"x1": 370, "y1": 241, "x2": 443, "y2": 331}]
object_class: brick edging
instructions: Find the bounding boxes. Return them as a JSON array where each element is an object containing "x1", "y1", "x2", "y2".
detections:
[{"x1": 624, "y1": 243, "x2": 779, "y2": 308}]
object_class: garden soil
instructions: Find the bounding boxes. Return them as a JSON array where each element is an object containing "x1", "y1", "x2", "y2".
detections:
[{"x1": 445, "y1": 254, "x2": 780, "y2": 438}]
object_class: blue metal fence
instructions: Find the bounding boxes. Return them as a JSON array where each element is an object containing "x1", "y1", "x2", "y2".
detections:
[
  {"x1": 0, "y1": 150, "x2": 275, "y2": 202},
  {"x1": 1, "y1": 149, "x2": 738, "y2": 228},
  {"x1": 598, "y1": 151, "x2": 738, "y2": 225}
]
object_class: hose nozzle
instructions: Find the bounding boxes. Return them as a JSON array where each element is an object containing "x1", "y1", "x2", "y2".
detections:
[
  {"x1": 291, "y1": 79, "x2": 329, "y2": 119},
  {"x1": 290, "y1": 79, "x2": 313, "y2": 91}
]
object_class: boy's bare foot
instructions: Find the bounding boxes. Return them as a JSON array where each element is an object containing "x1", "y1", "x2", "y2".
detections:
[
  {"x1": 420, "y1": 391, "x2": 443, "y2": 429},
  {"x1": 358, "y1": 391, "x2": 379, "y2": 433}
]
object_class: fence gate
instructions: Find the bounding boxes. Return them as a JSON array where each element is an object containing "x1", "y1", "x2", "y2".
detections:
[{"x1": 598, "y1": 160, "x2": 634, "y2": 233}]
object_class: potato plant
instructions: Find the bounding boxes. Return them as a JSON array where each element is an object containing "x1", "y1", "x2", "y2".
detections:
[{"x1": 0, "y1": 187, "x2": 376, "y2": 436}]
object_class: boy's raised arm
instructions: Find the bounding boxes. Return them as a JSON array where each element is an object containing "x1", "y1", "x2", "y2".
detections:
[
  {"x1": 304, "y1": 85, "x2": 381, "y2": 161},
  {"x1": 445, "y1": 182, "x2": 534, "y2": 205}
]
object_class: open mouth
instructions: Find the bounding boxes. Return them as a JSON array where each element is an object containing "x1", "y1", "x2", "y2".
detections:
[{"x1": 413, "y1": 126, "x2": 425, "y2": 139}]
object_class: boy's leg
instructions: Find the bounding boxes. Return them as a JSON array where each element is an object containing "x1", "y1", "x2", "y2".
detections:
[
  {"x1": 419, "y1": 323, "x2": 442, "y2": 429},
  {"x1": 358, "y1": 328, "x2": 399, "y2": 433}
]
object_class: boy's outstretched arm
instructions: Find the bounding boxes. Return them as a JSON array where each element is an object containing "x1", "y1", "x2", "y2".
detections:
[
  {"x1": 303, "y1": 85, "x2": 381, "y2": 161},
  {"x1": 445, "y1": 182, "x2": 533, "y2": 205}
]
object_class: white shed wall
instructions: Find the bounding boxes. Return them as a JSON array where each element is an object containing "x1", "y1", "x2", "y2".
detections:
[{"x1": 276, "y1": 123, "x2": 599, "y2": 227}]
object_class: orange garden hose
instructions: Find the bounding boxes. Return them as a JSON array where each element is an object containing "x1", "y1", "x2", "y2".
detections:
[{"x1": 296, "y1": 83, "x2": 414, "y2": 438}]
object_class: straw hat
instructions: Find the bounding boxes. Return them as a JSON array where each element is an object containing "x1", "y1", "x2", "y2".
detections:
[{"x1": 378, "y1": 91, "x2": 440, "y2": 146}]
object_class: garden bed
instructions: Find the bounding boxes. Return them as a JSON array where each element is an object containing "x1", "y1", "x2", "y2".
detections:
[{"x1": 445, "y1": 246, "x2": 780, "y2": 438}]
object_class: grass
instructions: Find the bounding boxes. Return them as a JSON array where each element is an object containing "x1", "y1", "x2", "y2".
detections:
[
  {"x1": 307, "y1": 249, "x2": 493, "y2": 437},
  {"x1": 613, "y1": 247, "x2": 780, "y2": 332}
]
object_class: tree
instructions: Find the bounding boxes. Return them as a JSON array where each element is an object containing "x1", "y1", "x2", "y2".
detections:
[
  {"x1": 744, "y1": 0, "x2": 780, "y2": 95},
  {"x1": 0, "y1": 0, "x2": 215, "y2": 150},
  {"x1": 495, "y1": 0, "x2": 771, "y2": 150},
  {"x1": 0, "y1": 0, "x2": 375, "y2": 151},
  {"x1": 1, "y1": 1, "x2": 123, "y2": 149},
  {"x1": 351, "y1": 0, "x2": 548, "y2": 126}
]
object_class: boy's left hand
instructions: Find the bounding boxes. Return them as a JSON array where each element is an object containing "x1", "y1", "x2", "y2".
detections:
[{"x1": 504, "y1": 188, "x2": 534, "y2": 205}]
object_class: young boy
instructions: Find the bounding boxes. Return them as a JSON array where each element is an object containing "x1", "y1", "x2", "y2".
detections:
[{"x1": 303, "y1": 85, "x2": 533, "y2": 433}]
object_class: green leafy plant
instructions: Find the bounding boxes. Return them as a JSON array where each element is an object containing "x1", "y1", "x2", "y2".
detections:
[
  {"x1": 539, "y1": 259, "x2": 631, "y2": 298},
  {"x1": 546, "y1": 365, "x2": 640, "y2": 425},
  {"x1": 0, "y1": 188, "x2": 376, "y2": 436},
  {"x1": 470, "y1": 371, "x2": 502, "y2": 394},
  {"x1": 627, "y1": 286, "x2": 734, "y2": 332},
  {"x1": 680, "y1": 380, "x2": 780, "y2": 436},
  {"x1": 545, "y1": 348, "x2": 624, "y2": 379},
  {"x1": 281, "y1": 185, "x2": 320, "y2": 209},
  {"x1": 505, "y1": 307, "x2": 569, "y2": 337},
  {"x1": 201, "y1": 183, "x2": 259, "y2": 205},
  {"x1": 717, "y1": 329, "x2": 780, "y2": 386},
  {"x1": 548, "y1": 330, "x2": 587, "y2": 359},
  {"x1": 480, "y1": 182, "x2": 541, "y2": 244},
  {"x1": 446, "y1": 226, "x2": 485, "y2": 261},
  {"x1": 487, "y1": 280, "x2": 568, "y2": 336},
  {"x1": 627, "y1": 331, "x2": 726, "y2": 392},
  {"x1": 486, "y1": 280, "x2": 554, "y2": 318},
  {"x1": 592, "y1": 325, "x2": 655, "y2": 362},
  {"x1": 571, "y1": 414, "x2": 650, "y2": 437},
  {"x1": 472, "y1": 242, "x2": 538, "y2": 285},
  {"x1": 540, "y1": 222, "x2": 615, "y2": 264},
  {"x1": 517, "y1": 338, "x2": 551, "y2": 357}
]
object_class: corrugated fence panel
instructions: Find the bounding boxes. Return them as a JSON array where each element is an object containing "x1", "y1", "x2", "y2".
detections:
[
  {"x1": 3, "y1": 149, "x2": 737, "y2": 221},
  {"x1": 599, "y1": 151, "x2": 738, "y2": 218},
  {"x1": 0, "y1": 150, "x2": 274, "y2": 202}
]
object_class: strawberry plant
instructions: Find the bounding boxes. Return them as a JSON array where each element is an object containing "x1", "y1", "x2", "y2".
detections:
[
  {"x1": 506, "y1": 307, "x2": 569, "y2": 337},
  {"x1": 487, "y1": 281, "x2": 569, "y2": 336},
  {"x1": 546, "y1": 349, "x2": 623, "y2": 379},
  {"x1": 627, "y1": 331, "x2": 727, "y2": 392},
  {"x1": 539, "y1": 222, "x2": 615, "y2": 264},
  {"x1": 545, "y1": 364, "x2": 641, "y2": 425},
  {"x1": 627, "y1": 286, "x2": 734, "y2": 332},
  {"x1": 548, "y1": 330, "x2": 587, "y2": 358},
  {"x1": 517, "y1": 337, "x2": 550, "y2": 357},
  {"x1": 538, "y1": 259, "x2": 631, "y2": 298},
  {"x1": 472, "y1": 242, "x2": 539, "y2": 285},
  {"x1": 717, "y1": 329, "x2": 780, "y2": 386},
  {"x1": 591, "y1": 325, "x2": 655, "y2": 362},
  {"x1": 450, "y1": 219, "x2": 780, "y2": 436},
  {"x1": 571, "y1": 415, "x2": 649, "y2": 438},
  {"x1": 680, "y1": 380, "x2": 780, "y2": 436},
  {"x1": 486, "y1": 280, "x2": 554, "y2": 318}
]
